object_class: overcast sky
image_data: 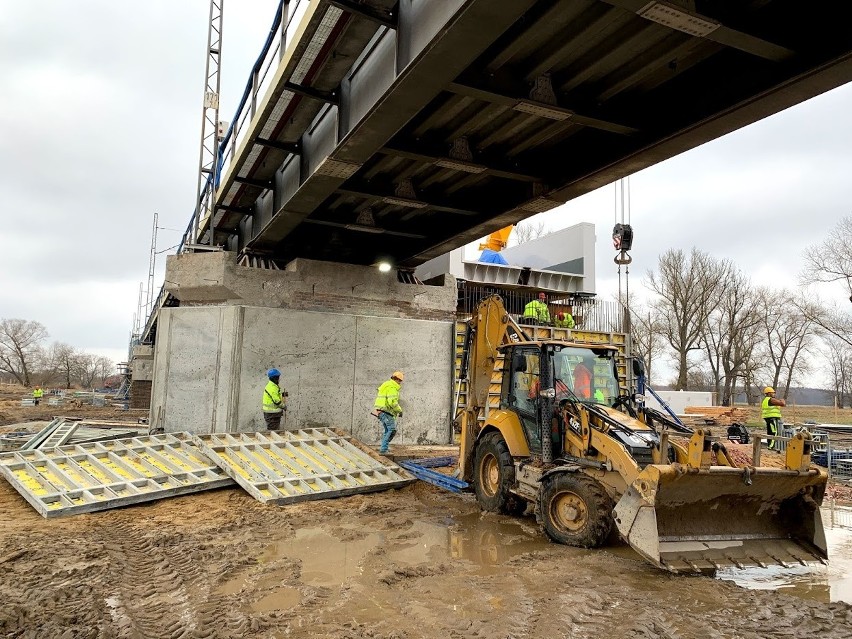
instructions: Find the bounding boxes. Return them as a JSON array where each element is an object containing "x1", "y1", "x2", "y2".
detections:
[{"x1": 2, "y1": 1, "x2": 851, "y2": 372}]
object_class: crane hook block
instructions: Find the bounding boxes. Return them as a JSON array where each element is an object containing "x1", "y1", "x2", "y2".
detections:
[
  {"x1": 614, "y1": 250, "x2": 632, "y2": 265},
  {"x1": 612, "y1": 223, "x2": 633, "y2": 252}
]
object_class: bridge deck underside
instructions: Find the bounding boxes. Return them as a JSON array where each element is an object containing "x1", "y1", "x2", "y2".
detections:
[{"x1": 206, "y1": 0, "x2": 852, "y2": 268}]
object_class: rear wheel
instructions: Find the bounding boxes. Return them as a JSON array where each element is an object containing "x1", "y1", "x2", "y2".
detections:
[
  {"x1": 539, "y1": 473, "x2": 613, "y2": 548},
  {"x1": 474, "y1": 432, "x2": 527, "y2": 515}
]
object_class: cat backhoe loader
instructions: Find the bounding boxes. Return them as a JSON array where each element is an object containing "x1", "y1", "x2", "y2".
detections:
[{"x1": 456, "y1": 295, "x2": 828, "y2": 572}]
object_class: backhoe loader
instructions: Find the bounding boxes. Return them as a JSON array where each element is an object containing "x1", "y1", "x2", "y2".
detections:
[{"x1": 456, "y1": 295, "x2": 828, "y2": 572}]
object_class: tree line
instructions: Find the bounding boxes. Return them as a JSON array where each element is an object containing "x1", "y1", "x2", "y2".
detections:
[
  {"x1": 0, "y1": 319, "x2": 115, "y2": 389},
  {"x1": 630, "y1": 216, "x2": 852, "y2": 407}
]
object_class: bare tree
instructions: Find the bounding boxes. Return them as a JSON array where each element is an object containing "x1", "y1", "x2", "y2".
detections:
[
  {"x1": 801, "y1": 215, "x2": 852, "y2": 301},
  {"x1": 823, "y1": 335, "x2": 852, "y2": 408},
  {"x1": 738, "y1": 349, "x2": 768, "y2": 406},
  {"x1": 514, "y1": 221, "x2": 549, "y2": 244},
  {"x1": 94, "y1": 356, "x2": 115, "y2": 388},
  {"x1": 629, "y1": 303, "x2": 667, "y2": 386},
  {"x1": 77, "y1": 353, "x2": 100, "y2": 389},
  {"x1": 700, "y1": 270, "x2": 763, "y2": 405},
  {"x1": 47, "y1": 343, "x2": 81, "y2": 390},
  {"x1": 760, "y1": 291, "x2": 816, "y2": 399},
  {"x1": 646, "y1": 248, "x2": 727, "y2": 390},
  {"x1": 800, "y1": 299, "x2": 852, "y2": 350},
  {"x1": 0, "y1": 319, "x2": 49, "y2": 386},
  {"x1": 685, "y1": 367, "x2": 716, "y2": 393}
]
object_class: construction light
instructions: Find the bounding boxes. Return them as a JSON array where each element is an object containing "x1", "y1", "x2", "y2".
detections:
[{"x1": 378, "y1": 262, "x2": 392, "y2": 273}]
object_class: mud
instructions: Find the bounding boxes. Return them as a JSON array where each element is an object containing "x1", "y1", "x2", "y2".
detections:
[{"x1": 2, "y1": 477, "x2": 852, "y2": 639}]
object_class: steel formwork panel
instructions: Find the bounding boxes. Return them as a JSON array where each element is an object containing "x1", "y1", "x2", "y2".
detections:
[
  {"x1": 0, "y1": 434, "x2": 235, "y2": 518},
  {"x1": 193, "y1": 428, "x2": 414, "y2": 505}
]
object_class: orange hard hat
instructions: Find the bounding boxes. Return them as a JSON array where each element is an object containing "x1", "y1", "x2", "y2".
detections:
[{"x1": 392, "y1": 371, "x2": 404, "y2": 381}]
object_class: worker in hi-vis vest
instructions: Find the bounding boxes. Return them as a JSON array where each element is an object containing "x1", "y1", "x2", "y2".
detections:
[
  {"x1": 761, "y1": 386, "x2": 785, "y2": 451},
  {"x1": 32, "y1": 386, "x2": 43, "y2": 406},
  {"x1": 262, "y1": 368, "x2": 286, "y2": 430},
  {"x1": 554, "y1": 308, "x2": 575, "y2": 329},
  {"x1": 522, "y1": 292, "x2": 551, "y2": 325},
  {"x1": 372, "y1": 371, "x2": 404, "y2": 455}
]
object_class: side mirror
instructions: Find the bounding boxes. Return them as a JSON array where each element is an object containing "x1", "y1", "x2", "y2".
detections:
[{"x1": 632, "y1": 358, "x2": 645, "y2": 377}]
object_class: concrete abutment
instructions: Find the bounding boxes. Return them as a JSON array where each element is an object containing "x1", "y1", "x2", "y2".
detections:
[{"x1": 149, "y1": 252, "x2": 457, "y2": 445}]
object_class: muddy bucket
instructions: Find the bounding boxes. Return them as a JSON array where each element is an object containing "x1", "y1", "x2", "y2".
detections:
[{"x1": 612, "y1": 464, "x2": 828, "y2": 572}]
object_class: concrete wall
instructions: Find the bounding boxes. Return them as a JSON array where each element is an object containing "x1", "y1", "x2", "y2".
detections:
[
  {"x1": 150, "y1": 305, "x2": 454, "y2": 445},
  {"x1": 130, "y1": 345, "x2": 154, "y2": 382}
]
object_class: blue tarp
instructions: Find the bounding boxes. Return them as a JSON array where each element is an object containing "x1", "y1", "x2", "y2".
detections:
[{"x1": 479, "y1": 249, "x2": 508, "y2": 264}]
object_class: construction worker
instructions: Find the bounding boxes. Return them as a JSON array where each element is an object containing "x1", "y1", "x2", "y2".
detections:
[
  {"x1": 522, "y1": 292, "x2": 551, "y2": 325},
  {"x1": 762, "y1": 386, "x2": 786, "y2": 451},
  {"x1": 373, "y1": 371, "x2": 404, "y2": 454},
  {"x1": 262, "y1": 368, "x2": 286, "y2": 430},
  {"x1": 554, "y1": 307, "x2": 575, "y2": 329},
  {"x1": 572, "y1": 360, "x2": 593, "y2": 399},
  {"x1": 32, "y1": 386, "x2": 43, "y2": 406}
]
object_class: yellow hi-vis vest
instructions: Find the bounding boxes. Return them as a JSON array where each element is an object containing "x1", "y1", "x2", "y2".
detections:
[
  {"x1": 554, "y1": 312, "x2": 575, "y2": 329},
  {"x1": 761, "y1": 396, "x2": 781, "y2": 419},
  {"x1": 262, "y1": 380, "x2": 284, "y2": 413},
  {"x1": 32, "y1": 388, "x2": 43, "y2": 399},
  {"x1": 374, "y1": 379, "x2": 402, "y2": 416},
  {"x1": 522, "y1": 300, "x2": 550, "y2": 323}
]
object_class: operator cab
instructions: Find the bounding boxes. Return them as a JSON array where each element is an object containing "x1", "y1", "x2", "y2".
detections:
[{"x1": 499, "y1": 341, "x2": 620, "y2": 456}]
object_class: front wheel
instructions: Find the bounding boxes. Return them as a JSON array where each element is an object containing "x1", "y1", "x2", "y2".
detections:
[
  {"x1": 473, "y1": 432, "x2": 526, "y2": 516},
  {"x1": 539, "y1": 473, "x2": 613, "y2": 548}
]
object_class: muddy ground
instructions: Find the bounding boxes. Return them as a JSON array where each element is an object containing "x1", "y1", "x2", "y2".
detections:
[
  {"x1": 2, "y1": 474, "x2": 852, "y2": 639},
  {"x1": 2, "y1": 397, "x2": 852, "y2": 638}
]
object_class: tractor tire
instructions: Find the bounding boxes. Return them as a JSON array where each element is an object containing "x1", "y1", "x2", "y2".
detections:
[
  {"x1": 473, "y1": 431, "x2": 526, "y2": 516},
  {"x1": 539, "y1": 473, "x2": 613, "y2": 548}
]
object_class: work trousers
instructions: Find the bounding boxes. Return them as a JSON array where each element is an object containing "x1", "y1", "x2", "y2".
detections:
[
  {"x1": 264, "y1": 411, "x2": 282, "y2": 430},
  {"x1": 378, "y1": 411, "x2": 397, "y2": 454},
  {"x1": 764, "y1": 417, "x2": 781, "y2": 450}
]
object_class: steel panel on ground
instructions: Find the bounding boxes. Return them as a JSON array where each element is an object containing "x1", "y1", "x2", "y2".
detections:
[
  {"x1": 0, "y1": 433, "x2": 235, "y2": 518},
  {"x1": 193, "y1": 428, "x2": 414, "y2": 505}
]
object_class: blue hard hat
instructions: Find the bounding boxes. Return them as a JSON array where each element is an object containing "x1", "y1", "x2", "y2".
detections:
[{"x1": 267, "y1": 368, "x2": 281, "y2": 378}]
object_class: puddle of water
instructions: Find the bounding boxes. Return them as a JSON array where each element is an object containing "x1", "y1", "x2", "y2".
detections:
[
  {"x1": 717, "y1": 506, "x2": 852, "y2": 604},
  {"x1": 250, "y1": 586, "x2": 301, "y2": 613},
  {"x1": 262, "y1": 528, "x2": 382, "y2": 587},
  {"x1": 215, "y1": 575, "x2": 248, "y2": 596},
  {"x1": 444, "y1": 512, "x2": 553, "y2": 571}
]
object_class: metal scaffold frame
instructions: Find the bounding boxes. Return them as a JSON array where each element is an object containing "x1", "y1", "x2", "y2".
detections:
[{"x1": 192, "y1": 0, "x2": 224, "y2": 250}]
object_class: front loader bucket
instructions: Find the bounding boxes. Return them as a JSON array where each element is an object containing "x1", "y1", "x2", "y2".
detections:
[{"x1": 612, "y1": 464, "x2": 828, "y2": 572}]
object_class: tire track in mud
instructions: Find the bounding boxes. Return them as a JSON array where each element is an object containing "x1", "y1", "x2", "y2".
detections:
[
  {"x1": 0, "y1": 529, "x2": 112, "y2": 639},
  {"x1": 95, "y1": 520, "x2": 227, "y2": 639}
]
